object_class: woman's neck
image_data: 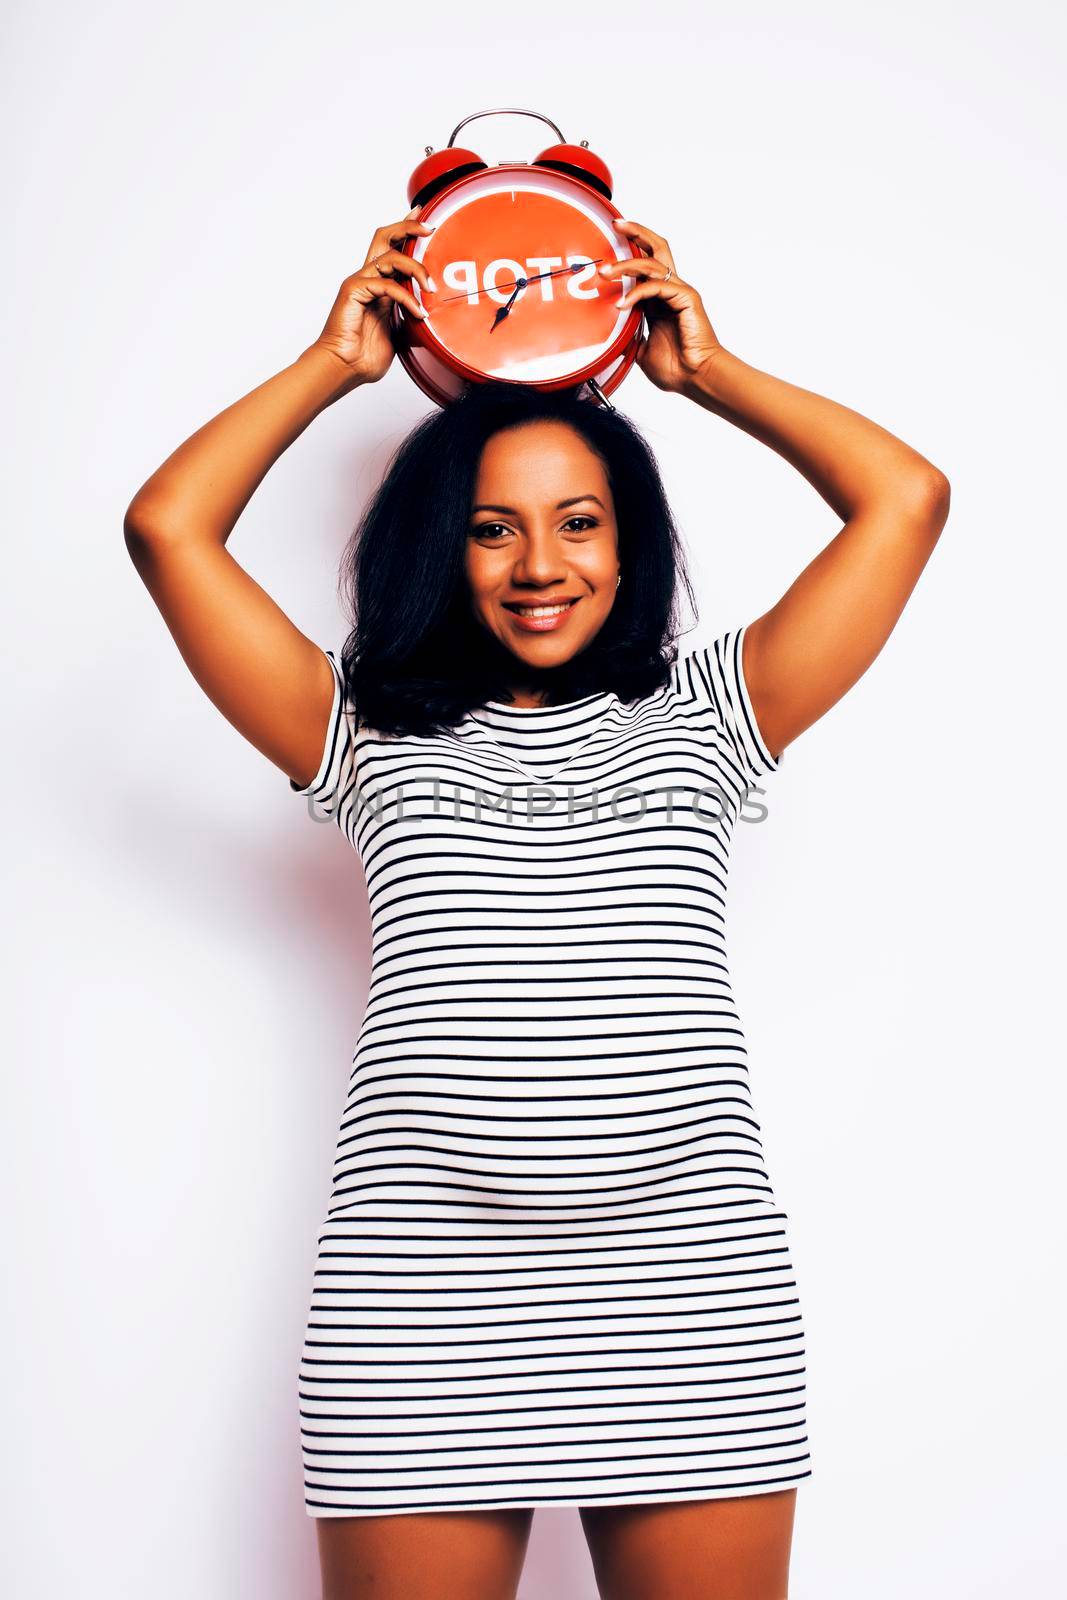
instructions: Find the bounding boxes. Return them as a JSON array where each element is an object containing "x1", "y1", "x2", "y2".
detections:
[{"x1": 503, "y1": 684, "x2": 550, "y2": 708}]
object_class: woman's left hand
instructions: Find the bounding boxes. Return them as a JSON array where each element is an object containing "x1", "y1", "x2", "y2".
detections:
[{"x1": 599, "y1": 220, "x2": 723, "y2": 394}]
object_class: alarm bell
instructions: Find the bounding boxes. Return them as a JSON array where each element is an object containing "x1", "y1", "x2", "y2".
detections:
[{"x1": 407, "y1": 108, "x2": 613, "y2": 210}]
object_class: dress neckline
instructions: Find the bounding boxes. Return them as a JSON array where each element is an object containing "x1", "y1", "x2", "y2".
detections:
[
  {"x1": 463, "y1": 688, "x2": 620, "y2": 784},
  {"x1": 477, "y1": 687, "x2": 616, "y2": 715}
]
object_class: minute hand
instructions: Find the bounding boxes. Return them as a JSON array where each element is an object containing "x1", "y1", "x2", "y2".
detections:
[{"x1": 523, "y1": 258, "x2": 606, "y2": 289}]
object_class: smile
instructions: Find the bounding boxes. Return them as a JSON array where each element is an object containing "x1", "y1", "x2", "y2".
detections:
[
  {"x1": 501, "y1": 597, "x2": 581, "y2": 632},
  {"x1": 503, "y1": 600, "x2": 580, "y2": 617}
]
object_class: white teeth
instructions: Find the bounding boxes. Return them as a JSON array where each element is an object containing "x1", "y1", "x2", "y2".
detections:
[{"x1": 510, "y1": 601, "x2": 576, "y2": 617}]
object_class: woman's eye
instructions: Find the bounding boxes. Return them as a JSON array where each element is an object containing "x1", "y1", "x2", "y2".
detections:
[{"x1": 469, "y1": 517, "x2": 598, "y2": 540}]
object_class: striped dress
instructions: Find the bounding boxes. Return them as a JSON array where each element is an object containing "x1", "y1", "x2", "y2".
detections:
[{"x1": 288, "y1": 622, "x2": 811, "y2": 1516}]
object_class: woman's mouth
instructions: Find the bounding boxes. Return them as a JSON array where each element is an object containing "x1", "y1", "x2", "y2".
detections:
[{"x1": 501, "y1": 598, "x2": 581, "y2": 632}]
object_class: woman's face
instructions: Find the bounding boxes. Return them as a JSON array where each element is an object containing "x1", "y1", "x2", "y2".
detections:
[{"x1": 465, "y1": 420, "x2": 621, "y2": 694}]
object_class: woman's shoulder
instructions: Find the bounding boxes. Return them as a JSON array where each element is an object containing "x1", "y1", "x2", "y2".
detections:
[{"x1": 669, "y1": 624, "x2": 782, "y2": 783}]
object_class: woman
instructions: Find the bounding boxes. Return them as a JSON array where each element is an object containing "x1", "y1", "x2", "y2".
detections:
[{"x1": 125, "y1": 206, "x2": 949, "y2": 1600}]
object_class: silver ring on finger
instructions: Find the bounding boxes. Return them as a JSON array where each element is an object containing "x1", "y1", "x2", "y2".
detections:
[{"x1": 662, "y1": 265, "x2": 673, "y2": 284}]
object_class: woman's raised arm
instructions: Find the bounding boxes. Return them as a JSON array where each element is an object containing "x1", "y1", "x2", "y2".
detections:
[
  {"x1": 600, "y1": 218, "x2": 951, "y2": 763},
  {"x1": 124, "y1": 210, "x2": 433, "y2": 789},
  {"x1": 678, "y1": 348, "x2": 950, "y2": 763}
]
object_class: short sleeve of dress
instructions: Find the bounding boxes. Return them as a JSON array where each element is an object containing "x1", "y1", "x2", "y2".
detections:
[
  {"x1": 288, "y1": 648, "x2": 357, "y2": 828},
  {"x1": 684, "y1": 622, "x2": 783, "y2": 787}
]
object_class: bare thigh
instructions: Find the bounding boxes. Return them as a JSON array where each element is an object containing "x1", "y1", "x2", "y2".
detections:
[
  {"x1": 315, "y1": 1507, "x2": 534, "y2": 1600},
  {"x1": 580, "y1": 1489, "x2": 797, "y2": 1600}
]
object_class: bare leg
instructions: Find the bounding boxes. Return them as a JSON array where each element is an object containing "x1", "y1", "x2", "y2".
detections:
[
  {"x1": 580, "y1": 1488, "x2": 797, "y2": 1600},
  {"x1": 315, "y1": 1507, "x2": 534, "y2": 1600}
]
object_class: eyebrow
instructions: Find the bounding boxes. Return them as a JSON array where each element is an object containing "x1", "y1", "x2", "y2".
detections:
[{"x1": 471, "y1": 495, "x2": 606, "y2": 515}]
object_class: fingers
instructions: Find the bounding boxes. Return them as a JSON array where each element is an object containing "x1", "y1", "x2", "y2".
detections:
[
  {"x1": 615, "y1": 277, "x2": 691, "y2": 313},
  {"x1": 350, "y1": 274, "x2": 428, "y2": 321},
  {"x1": 598, "y1": 257, "x2": 677, "y2": 284},
  {"x1": 367, "y1": 247, "x2": 436, "y2": 297},
  {"x1": 599, "y1": 253, "x2": 686, "y2": 312},
  {"x1": 362, "y1": 207, "x2": 435, "y2": 266},
  {"x1": 613, "y1": 218, "x2": 677, "y2": 273}
]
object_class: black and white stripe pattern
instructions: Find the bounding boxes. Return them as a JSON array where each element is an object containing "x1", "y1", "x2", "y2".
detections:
[{"x1": 289, "y1": 622, "x2": 809, "y2": 1516}]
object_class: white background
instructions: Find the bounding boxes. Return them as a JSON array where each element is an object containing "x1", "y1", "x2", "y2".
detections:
[{"x1": 4, "y1": 3, "x2": 1064, "y2": 1596}]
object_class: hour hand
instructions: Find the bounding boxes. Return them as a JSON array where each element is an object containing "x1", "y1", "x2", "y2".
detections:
[{"x1": 490, "y1": 277, "x2": 527, "y2": 332}]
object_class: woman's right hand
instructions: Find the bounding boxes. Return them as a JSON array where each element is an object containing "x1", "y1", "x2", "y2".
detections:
[{"x1": 311, "y1": 208, "x2": 436, "y2": 394}]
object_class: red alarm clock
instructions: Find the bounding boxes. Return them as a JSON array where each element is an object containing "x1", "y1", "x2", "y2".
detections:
[{"x1": 391, "y1": 108, "x2": 645, "y2": 408}]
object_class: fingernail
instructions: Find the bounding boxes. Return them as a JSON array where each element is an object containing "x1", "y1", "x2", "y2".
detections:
[
  {"x1": 427, "y1": 276, "x2": 437, "y2": 292},
  {"x1": 598, "y1": 264, "x2": 613, "y2": 276}
]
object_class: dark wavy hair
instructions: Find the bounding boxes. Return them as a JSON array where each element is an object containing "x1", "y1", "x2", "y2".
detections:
[{"x1": 337, "y1": 380, "x2": 696, "y2": 736}]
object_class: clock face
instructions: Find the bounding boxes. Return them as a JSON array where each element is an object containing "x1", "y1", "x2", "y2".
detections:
[{"x1": 400, "y1": 167, "x2": 640, "y2": 389}]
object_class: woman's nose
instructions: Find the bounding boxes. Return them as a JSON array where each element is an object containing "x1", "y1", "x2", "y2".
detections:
[{"x1": 511, "y1": 544, "x2": 569, "y2": 584}]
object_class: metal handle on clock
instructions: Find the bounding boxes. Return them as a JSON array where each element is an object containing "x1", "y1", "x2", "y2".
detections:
[{"x1": 446, "y1": 108, "x2": 566, "y2": 150}]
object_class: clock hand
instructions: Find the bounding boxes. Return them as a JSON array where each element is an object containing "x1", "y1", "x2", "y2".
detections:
[
  {"x1": 490, "y1": 277, "x2": 527, "y2": 332},
  {"x1": 520, "y1": 259, "x2": 604, "y2": 288}
]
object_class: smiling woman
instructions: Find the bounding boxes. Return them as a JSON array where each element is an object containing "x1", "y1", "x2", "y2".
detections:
[
  {"x1": 124, "y1": 202, "x2": 947, "y2": 1599},
  {"x1": 332, "y1": 377, "x2": 693, "y2": 731}
]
